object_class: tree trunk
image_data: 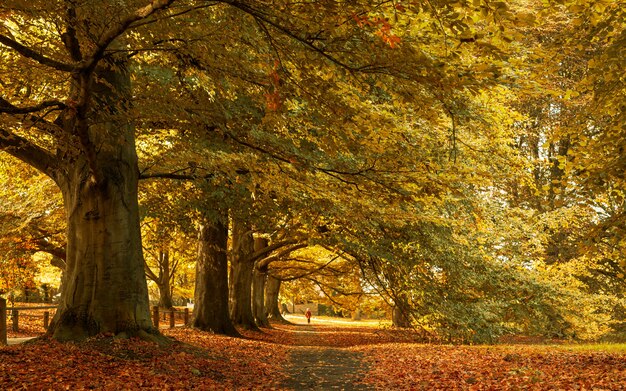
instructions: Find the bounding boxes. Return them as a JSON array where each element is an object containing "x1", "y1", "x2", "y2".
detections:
[
  {"x1": 157, "y1": 251, "x2": 174, "y2": 309},
  {"x1": 252, "y1": 238, "x2": 270, "y2": 327},
  {"x1": 252, "y1": 267, "x2": 272, "y2": 327},
  {"x1": 392, "y1": 306, "x2": 411, "y2": 328},
  {"x1": 192, "y1": 214, "x2": 238, "y2": 336},
  {"x1": 157, "y1": 282, "x2": 174, "y2": 309},
  {"x1": 265, "y1": 275, "x2": 288, "y2": 323},
  {"x1": 252, "y1": 268, "x2": 269, "y2": 327},
  {"x1": 49, "y1": 61, "x2": 155, "y2": 342},
  {"x1": 229, "y1": 217, "x2": 258, "y2": 330}
]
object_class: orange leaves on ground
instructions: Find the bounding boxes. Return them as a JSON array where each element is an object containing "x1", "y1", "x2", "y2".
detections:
[
  {"x1": 355, "y1": 343, "x2": 626, "y2": 390},
  {"x1": 1, "y1": 328, "x2": 289, "y2": 390},
  {"x1": 4, "y1": 321, "x2": 626, "y2": 389}
]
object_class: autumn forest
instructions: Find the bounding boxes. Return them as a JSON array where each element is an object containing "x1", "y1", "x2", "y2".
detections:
[{"x1": 1, "y1": 0, "x2": 625, "y2": 389}]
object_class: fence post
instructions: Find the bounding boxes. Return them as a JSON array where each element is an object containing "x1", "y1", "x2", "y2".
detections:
[
  {"x1": 43, "y1": 311, "x2": 50, "y2": 329},
  {"x1": 184, "y1": 308, "x2": 189, "y2": 325},
  {"x1": 152, "y1": 306, "x2": 159, "y2": 329},
  {"x1": 0, "y1": 298, "x2": 6, "y2": 345},
  {"x1": 169, "y1": 308, "x2": 175, "y2": 329},
  {"x1": 11, "y1": 309, "x2": 18, "y2": 332}
]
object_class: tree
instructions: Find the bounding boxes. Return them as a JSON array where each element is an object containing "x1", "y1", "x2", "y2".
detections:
[
  {"x1": 252, "y1": 238, "x2": 307, "y2": 327},
  {"x1": 192, "y1": 210, "x2": 239, "y2": 335},
  {"x1": 142, "y1": 217, "x2": 194, "y2": 309},
  {"x1": 0, "y1": 1, "x2": 177, "y2": 341}
]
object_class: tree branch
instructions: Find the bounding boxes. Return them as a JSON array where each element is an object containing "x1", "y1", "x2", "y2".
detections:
[
  {"x1": 272, "y1": 255, "x2": 339, "y2": 281},
  {"x1": 30, "y1": 239, "x2": 67, "y2": 262},
  {"x1": 0, "y1": 127, "x2": 58, "y2": 179},
  {"x1": 0, "y1": 96, "x2": 66, "y2": 114},
  {"x1": 82, "y1": 0, "x2": 178, "y2": 73},
  {"x1": 139, "y1": 172, "x2": 214, "y2": 180},
  {"x1": 246, "y1": 238, "x2": 301, "y2": 264},
  {"x1": 257, "y1": 243, "x2": 308, "y2": 269},
  {"x1": 0, "y1": 34, "x2": 75, "y2": 72},
  {"x1": 62, "y1": 1, "x2": 83, "y2": 61},
  {"x1": 142, "y1": 254, "x2": 160, "y2": 282},
  {"x1": 223, "y1": 0, "x2": 358, "y2": 72}
]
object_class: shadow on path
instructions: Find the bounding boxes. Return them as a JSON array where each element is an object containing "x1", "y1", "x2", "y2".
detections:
[{"x1": 281, "y1": 325, "x2": 373, "y2": 390}]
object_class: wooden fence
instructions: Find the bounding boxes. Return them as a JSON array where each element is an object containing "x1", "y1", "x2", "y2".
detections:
[
  {"x1": 1, "y1": 298, "x2": 6, "y2": 345},
  {"x1": 0, "y1": 298, "x2": 57, "y2": 345},
  {"x1": 152, "y1": 306, "x2": 191, "y2": 329},
  {"x1": 1, "y1": 301, "x2": 190, "y2": 345}
]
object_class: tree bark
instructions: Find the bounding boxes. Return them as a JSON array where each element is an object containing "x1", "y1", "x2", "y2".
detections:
[
  {"x1": 192, "y1": 213, "x2": 238, "y2": 336},
  {"x1": 49, "y1": 62, "x2": 154, "y2": 342},
  {"x1": 392, "y1": 305, "x2": 411, "y2": 328},
  {"x1": 252, "y1": 238, "x2": 270, "y2": 327},
  {"x1": 229, "y1": 217, "x2": 259, "y2": 330},
  {"x1": 265, "y1": 275, "x2": 288, "y2": 323},
  {"x1": 156, "y1": 251, "x2": 174, "y2": 309},
  {"x1": 252, "y1": 267, "x2": 270, "y2": 327},
  {"x1": 157, "y1": 283, "x2": 174, "y2": 309}
]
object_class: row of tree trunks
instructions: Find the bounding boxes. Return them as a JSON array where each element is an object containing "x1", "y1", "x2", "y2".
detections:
[{"x1": 3, "y1": 3, "x2": 288, "y2": 342}]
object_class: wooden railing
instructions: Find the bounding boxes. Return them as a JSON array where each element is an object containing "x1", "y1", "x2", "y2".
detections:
[
  {"x1": 1, "y1": 298, "x2": 6, "y2": 345},
  {"x1": 152, "y1": 306, "x2": 191, "y2": 329},
  {"x1": 1, "y1": 300, "x2": 190, "y2": 345},
  {"x1": 1, "y1": 298, "x2": 57, "y2": 345}
]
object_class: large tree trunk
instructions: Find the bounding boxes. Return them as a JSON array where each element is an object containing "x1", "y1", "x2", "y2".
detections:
[
  {"x1": 192, "y1": 214, "x2": 238, "y2": 336},
  {"x1": 50, "y1": 62, "x2": 153, "y2": 341},
  {"x1": 229, "y1": 217, "x2": 258, "y2": 330},
  {"x1": 252, "y1": 267, "x2": 269, "y2": 327},
  {"x1": 265, "y1": 275, "x2": 288, "y2": 323},
  {"x1": 252, "y1": 238, "x2": 270, "y2": 328}
]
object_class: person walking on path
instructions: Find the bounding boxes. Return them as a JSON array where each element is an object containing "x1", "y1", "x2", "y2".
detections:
[{"x1": 305, "y1": 308, "x2": 312, "y2": 324}]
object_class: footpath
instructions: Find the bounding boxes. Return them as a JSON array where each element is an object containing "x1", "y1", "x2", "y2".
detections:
[{"x1": 281, "y1": 323, "x2": 373, "y2": 390}]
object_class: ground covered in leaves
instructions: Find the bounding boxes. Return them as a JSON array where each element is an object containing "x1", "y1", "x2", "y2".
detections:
[{"x1": 3, "y1": 314, "x2": 626, "y2": 389}]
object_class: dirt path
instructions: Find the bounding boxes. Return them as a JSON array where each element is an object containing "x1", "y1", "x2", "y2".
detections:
[{"x1": 281, "y1": 324, "x2": 373, "y2": 390}]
